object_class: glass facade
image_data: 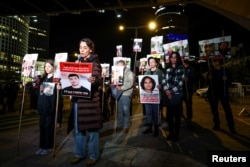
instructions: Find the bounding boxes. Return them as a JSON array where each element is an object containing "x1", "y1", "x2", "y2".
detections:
[
  {"x1": 0, "y1": 15, "x2": 50, "y2": 81},
  {"x1": 0, "y1": 16, "x2": 29, "y2": 81}
]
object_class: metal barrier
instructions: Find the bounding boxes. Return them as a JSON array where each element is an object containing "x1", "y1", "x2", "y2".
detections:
[{"x1": 236, "y1": 85, "x2": 250, "y2": 116}]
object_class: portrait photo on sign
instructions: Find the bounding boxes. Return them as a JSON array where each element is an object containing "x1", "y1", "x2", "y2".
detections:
[
  {"x1": 138, "y1": 75, "x2": 160, "y2": 104},
  {"x1": 133, "y1": 38, "x2": 143, "y2": 52},
  {"x1": 59, "y1": 62, "x2": 92, "y2": 98},
  {"x1": 21, "y1": 53, "x2": 38, "y2": 82}
]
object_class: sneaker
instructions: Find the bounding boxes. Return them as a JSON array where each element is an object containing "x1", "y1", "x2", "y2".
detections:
[
  {"x1": 71, "y1": 157, "x2": 83, "y2": 164},
  {"x1": 40, "y1": 149, "x2": 50, "y2": 155},
  {"x1": 35, "y1": 148, "x2": 43, "y2": 155},
  {"x1": 86, "y1": 158, "x2": 97, "y2": 166}
]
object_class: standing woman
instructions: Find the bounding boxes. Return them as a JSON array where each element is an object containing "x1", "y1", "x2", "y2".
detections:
[
  {"x1": 68, "y1": 38, "x2": 102, "y2": 166},
  {"x1": 163, "y1": 52, "x2": 184, "y2": 141},
  {"x1": 24, "y1": 59, "x2": 61, "y2": 155},
  {"x1": 142, "y1": 57, "x2": 163, "y2": 137}
]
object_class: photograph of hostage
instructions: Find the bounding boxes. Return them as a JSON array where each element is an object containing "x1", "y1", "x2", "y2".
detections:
[
  {"x1": 62, "y1": 73, "x2": 90, "y2": 97},
  {"x1": 140, "y1": 76, "x2": 156, "y2": 93}
]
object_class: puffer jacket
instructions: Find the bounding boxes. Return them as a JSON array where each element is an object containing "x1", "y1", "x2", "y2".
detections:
[{"x1": 68, "y1": 54, "x2": 102, "y2": 133}]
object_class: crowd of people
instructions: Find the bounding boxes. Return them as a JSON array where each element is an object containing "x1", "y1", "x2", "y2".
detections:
[{"x1": 2, "y1": 37, "x2": 236, "y2": 166}]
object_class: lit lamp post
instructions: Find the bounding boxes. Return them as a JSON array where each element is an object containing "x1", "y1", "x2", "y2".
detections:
[{"x1": 118, "y1": 21, "x2": 156, "y2": 74}]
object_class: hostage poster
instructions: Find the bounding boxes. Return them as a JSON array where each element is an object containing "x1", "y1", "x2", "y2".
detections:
[
  {"x1": 60, "y1": 62, "x2": 92, "y2": 98},
  {"x1": 213, "y1": 35, "x2": 231, "y2": 59},
  {"x1": 133, "y1": 38, "x2": 143, "y2": 52},
  {"x1": 151, "y1": 36, "x2": 163, "y2": 54},
  {"x1": 54, "y1": 52, "x2": 68, "y2": 83},
  {"x1": 138, "y1": 75, "x2": 160, "y2": 104},
  {"x1": 21, "y1": 53, "x2": 38, "y2": 82},
  {"x1": 111, "y1": 65, "x2": 124, "y2": 85},
  {"x1": 101, "y1": 63, "x2": 110, "y2": 78}
]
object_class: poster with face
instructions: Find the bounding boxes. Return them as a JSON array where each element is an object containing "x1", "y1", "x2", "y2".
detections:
[
  {"x1": 139, "y1": 57, "x2": 147, "y2": 73},
  {"x1": 101, "y1": 63, "x2": 110, "y2": 78},
  {"x1": 133, "y1": 38, "x2": 143, "y2": 52},
  {"x1": 111, "y1": 65, "x2": 124, "y2": 86},
  {"x1": 213, "y1": 36, "x2": 231, "y2": 59},
  {"x1": 198, "y1": 39, "x2": 214, "y2": 60},
  {"x1": 54, "y1": 52, "x2": 68, "y2": 82},
  {"x1": 163, "y1": 43, "x2": 173, "y2": 64},
  {"x1": 21, "y1": 53, "x2": 38, "y2": 82},
  {"x1": 113, "y1": 57, "x2": 131, "y2": 70},
  {"x1": 116, "y1": 45, "x2": 123, "y2": 57},
  {"x1": 163, "y1": 39, "x2": 189, "y2": 63},
  {"x1": 151, "y1": 36, "x2": 163, "y2": 54},
  {"x1": 60, "y1": 62, "x2": 92, "y2": 98},
  {"x1": 138, "y1": 75, "x2": 160, "y2": 104}
]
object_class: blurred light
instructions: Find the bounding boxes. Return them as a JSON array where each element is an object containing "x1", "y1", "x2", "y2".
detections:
[
  {"x1": 148, "y1": 21, "x2": 157, "y2": 30},
  {"x1": 98, "y1": 9, "x2": 105, "y2": 13},
  {"x1": 116, "y1": 13, "x2": 122, "y2": 18},
  {"x1": 119, "y1": 25, "x2": 124, "y2": 31}
]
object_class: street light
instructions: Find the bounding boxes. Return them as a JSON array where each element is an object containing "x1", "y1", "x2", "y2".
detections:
[
  {"x1": 118, "y1": 21, "x2": 157, "y2": 73},
  {"x1": 118, "y1": 20, "x2": 157, "y2": 38}
]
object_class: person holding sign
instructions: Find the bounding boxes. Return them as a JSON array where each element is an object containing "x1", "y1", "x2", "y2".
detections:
[
  {"x1": 68, "y1": 38, "x2": 102, "y2": 166},
  {"x1": 23, "y1": 59, "x2": 62, "y2": 155},
  {"x1": 115, "y1": 60, "x2": 134, "y2": 133},
  {"x1": 206, "y1": 58, "x2": 236, "y2": 134},
  {"x1": 141, "y1": 57, "x2": 163, "y2": 137}
]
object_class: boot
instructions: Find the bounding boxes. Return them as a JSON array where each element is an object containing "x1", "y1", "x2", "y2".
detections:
[
  {"x1": 153, "y1": 124, "x2": 159, "y2": 137},
  {"x1": 142, "y1": 124, "x2": 153, "y2": 134}
]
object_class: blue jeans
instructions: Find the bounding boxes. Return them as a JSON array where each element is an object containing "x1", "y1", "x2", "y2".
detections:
[
  {"x1": 73, "y1": 103, "x2": 100, "y2": 160},
  {"x1": 144, "y1": 104, "x2": 160, "y2": 125},
  {"x1": 117, "y1": 95, "x2": 131, "y2": 128}
]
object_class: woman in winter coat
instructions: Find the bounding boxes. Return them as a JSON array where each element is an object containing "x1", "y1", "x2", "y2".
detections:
[{"x1": 68, "y1": 38, "x2": 102, "y2": 166}]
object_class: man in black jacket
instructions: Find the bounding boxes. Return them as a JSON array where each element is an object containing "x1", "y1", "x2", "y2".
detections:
[{"x1": 207, "y1": 58, "x2": 236, "y2": 134}]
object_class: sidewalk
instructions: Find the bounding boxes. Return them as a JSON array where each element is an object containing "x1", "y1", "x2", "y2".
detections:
[{"x1": 0, "y1": 95, "x2": 250, "y2": 167}]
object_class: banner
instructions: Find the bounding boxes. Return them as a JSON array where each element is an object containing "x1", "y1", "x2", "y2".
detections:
[
  {"x1": 21, "y1": 53, "x2": 38, "y2": 82},
  {"x1": 60, "y1": 62, "x2": 92, "y2": 97},
  {"x1": 138, "y1": 75, "x2": 160, "y2": 104},
  {"x1": 198, "y1": 35, "x2": 231, "y2": 60}
]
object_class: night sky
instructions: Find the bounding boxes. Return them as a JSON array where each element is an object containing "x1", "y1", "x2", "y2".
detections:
[{"x1": 48, "y1": 3, "x2": 250, "y2": 65}]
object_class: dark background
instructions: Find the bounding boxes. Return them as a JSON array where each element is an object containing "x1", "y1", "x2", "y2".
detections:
[{"x1": 49, "y1": 4, "x2": 250, "y2": 64}]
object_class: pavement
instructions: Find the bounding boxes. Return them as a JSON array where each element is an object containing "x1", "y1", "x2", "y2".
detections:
[{"x1": 0, "y1": 95, "x2": 250, "y2": 167}]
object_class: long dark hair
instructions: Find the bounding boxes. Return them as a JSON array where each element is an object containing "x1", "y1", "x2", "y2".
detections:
[{"x1": 169, "y1": 51, "x2": 182, "y2": 67}]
